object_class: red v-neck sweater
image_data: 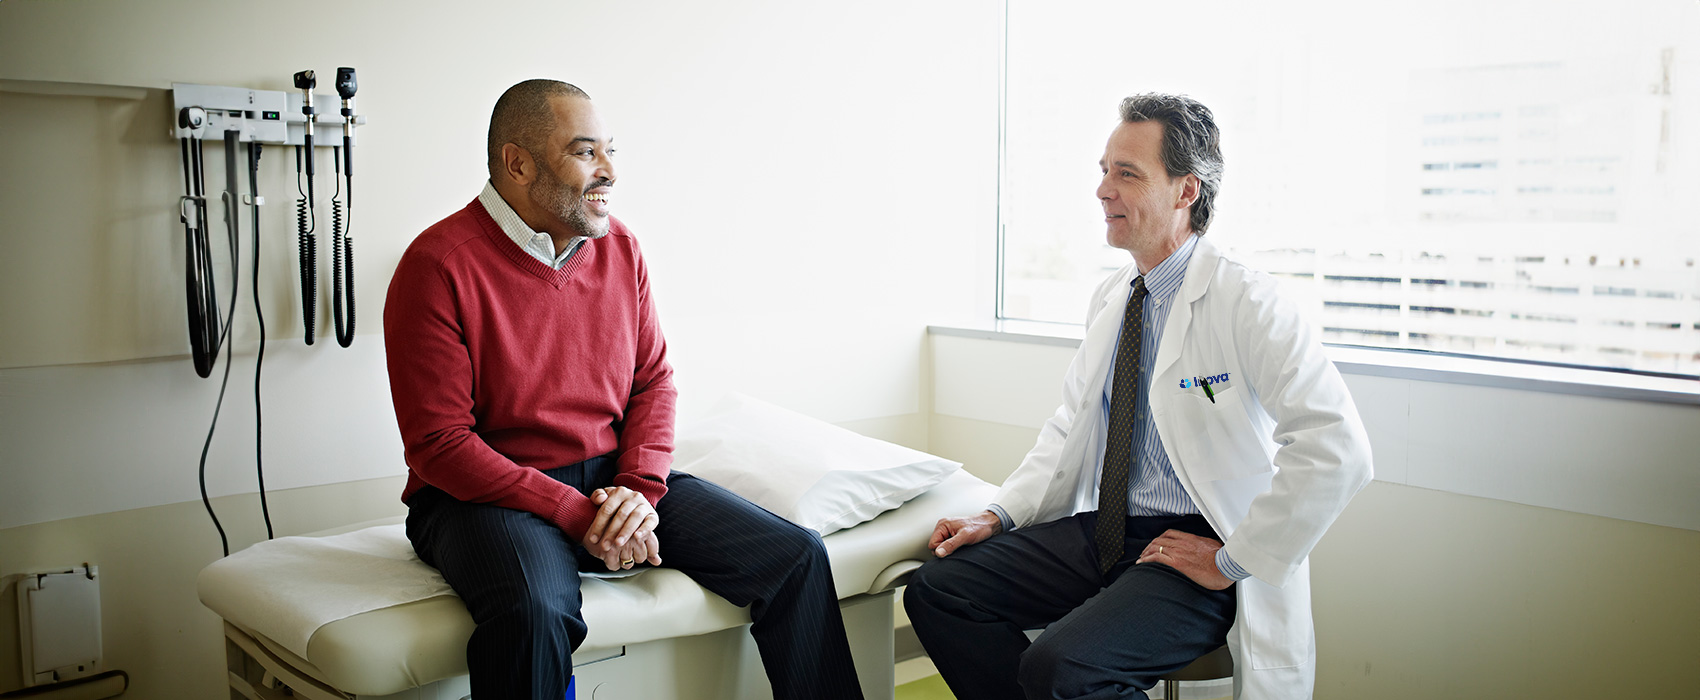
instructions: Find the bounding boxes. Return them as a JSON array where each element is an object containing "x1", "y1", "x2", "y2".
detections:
[{"x1": 383, "y1": 199, "x2": 675, "y2": 541}]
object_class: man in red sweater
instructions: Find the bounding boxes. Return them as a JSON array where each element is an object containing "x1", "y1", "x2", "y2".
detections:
[{"x1": 384, "y1": 79, "x2": 864, "y2": 700}]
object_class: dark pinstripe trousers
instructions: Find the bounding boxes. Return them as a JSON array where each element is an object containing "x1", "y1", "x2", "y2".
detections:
[
  {"x1": 406, "y1": 454, "x2": 864, "y2": 700},
  {"x1": 904, "y1": 512, "x2": 1234, "y2": 700}
]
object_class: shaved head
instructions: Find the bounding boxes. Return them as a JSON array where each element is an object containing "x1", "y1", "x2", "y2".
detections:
[{"x1": 487, "y1": 79, "x2": 590, "y2": 179}]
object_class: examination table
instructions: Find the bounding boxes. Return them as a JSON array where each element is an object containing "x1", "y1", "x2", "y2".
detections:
[{"x1": 198, "y1": 470, "x2": 996, "y2": 700}]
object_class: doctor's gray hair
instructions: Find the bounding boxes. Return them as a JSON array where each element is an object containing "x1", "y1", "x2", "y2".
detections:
[
  {"x1": 1118, "y1": 93, "x2": 1224, "y2": 234},
  {"x1": 488, "y1": 79, "x2": 591, "y2": 179}
]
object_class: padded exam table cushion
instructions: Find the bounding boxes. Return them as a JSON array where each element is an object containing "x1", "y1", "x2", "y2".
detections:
[{"x1": 198, "y1": 471, "x2": 996, "y2": 697}]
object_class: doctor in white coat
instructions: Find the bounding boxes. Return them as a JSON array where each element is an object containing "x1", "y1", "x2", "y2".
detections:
[{"x1": 905, "y1": 94, "x2": 1372, "y2": 700}]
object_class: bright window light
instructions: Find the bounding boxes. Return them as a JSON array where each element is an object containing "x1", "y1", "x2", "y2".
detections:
[{"x1": 999, "y1": 0, "x2": 1700, "y2": 377}]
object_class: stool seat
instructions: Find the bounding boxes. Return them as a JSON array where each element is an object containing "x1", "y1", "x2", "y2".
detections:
[{"x1": 1160, "y1": 644, "x2": 1233, "y2": 697}]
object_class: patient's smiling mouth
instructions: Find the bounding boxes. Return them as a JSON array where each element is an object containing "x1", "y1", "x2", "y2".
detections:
[{"x1": 585, "y1": 191, "x2": 610, "y2": 216}]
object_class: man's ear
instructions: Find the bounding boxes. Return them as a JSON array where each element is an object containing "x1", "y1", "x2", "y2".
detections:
[
  {"x1": 1177, "y1": 174, "x2": 1200, "y2": 211},
  {"x1": 499, "y1": 143, "x2": 536, "y2": 186}
]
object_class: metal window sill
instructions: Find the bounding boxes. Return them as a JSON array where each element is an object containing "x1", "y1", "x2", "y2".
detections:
[{"x1": 928, "y1": 323, "x2": 1700, "y2": 406}]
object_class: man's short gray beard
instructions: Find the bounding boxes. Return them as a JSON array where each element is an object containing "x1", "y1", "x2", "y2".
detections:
[
  {"x1": 530, "y1": 164, "x2": 610, "y2": 240},
  {"x1": 563, "y1": 205, "x2": 610, "y2": 239}
]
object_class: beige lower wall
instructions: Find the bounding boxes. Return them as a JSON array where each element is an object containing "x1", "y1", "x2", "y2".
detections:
[
  {"x1": 0, "y1": 475, "x2": 409, "y2": 698},
  {"x1": 1313, "y1": 480, "x2": 1700, "y2": 700},
  {"x1": 839, "y1": 412, "x2": 932, "y2": 454},
  {"x1": 927, "y1": 413, "x2": 1040, "y2": 487},
  {"x1": 930, "y1": 413, "x2": 1700, "y2": 700}
]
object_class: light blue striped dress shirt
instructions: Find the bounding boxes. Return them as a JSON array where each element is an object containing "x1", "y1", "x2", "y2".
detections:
[
  {"x1": 1108, "y1": 234, "x2": 1199, "y2": 520},
  {"x1": 991, "y1": 234, "x2": 1250, "y2": 581}
]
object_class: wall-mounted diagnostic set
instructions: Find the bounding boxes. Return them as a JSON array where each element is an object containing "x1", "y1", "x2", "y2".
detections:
[
  {"x1": 170, "y1": 71, "x2": 368, "y2": 555},
  {"x1": 171, "y1": 71, "x2": 365, "y2": 357}
]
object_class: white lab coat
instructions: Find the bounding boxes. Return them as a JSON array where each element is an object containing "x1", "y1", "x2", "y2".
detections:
[{"x1": 990, "y1": 236, "x2": 1373, "y2": 699}]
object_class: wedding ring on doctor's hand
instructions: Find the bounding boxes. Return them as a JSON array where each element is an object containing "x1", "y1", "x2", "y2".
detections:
[{"x1": 621, "y1": 559, "x2": 635, "y2": 567}]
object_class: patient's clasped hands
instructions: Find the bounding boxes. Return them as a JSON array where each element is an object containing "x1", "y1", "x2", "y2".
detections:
[{"x1": 586, "y1": 486, "x2": 663, "y2": 571}]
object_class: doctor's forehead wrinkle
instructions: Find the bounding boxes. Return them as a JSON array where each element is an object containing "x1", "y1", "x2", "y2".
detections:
[{"x1": 1106, "y1": 159, "x2": 1145, "y2": 175}]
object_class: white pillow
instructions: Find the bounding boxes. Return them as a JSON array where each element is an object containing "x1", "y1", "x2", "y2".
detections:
[{"x1": 672, "y1": 393, "x2": 961, "y2": 536}]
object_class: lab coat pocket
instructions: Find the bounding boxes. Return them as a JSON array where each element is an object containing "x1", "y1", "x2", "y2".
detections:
[{"x1": 1170, "y1": 386, "x2": 1273, "y2": 482}]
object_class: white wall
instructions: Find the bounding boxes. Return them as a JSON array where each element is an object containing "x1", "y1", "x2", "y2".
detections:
[{"x1": 0, "y1": 0, "x2": 1000, "y2": 532}]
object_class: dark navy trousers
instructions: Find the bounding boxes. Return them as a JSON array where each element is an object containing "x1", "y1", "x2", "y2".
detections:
[
  {"x1": 406, "y1": 455, "x2": 864, "y2": 700},
  {"x1": 904, "y1": 512, "x2": 1236, "y2": 700}
]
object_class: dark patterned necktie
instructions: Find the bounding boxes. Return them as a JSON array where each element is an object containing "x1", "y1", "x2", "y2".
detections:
[{"x1": 1094, "y1": 276, "x2": 1148, "y2": 574}]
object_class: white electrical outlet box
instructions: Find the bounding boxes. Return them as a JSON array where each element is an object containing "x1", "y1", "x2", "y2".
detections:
[{"x1": 16, "y1": 565, "x2": 103, "y2": 686}]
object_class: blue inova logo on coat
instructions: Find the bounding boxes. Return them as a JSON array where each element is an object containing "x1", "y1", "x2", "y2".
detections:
[{"x1": 1179, "y1": 373, "x2": 1230, "y2": 389}]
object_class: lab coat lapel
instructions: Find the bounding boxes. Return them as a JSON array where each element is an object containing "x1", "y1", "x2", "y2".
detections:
[
  {"x1": 1152, "y1": 237, "x2": 1217, "y2": 380},
  {"x1": 1078, "y1": 266, "x2": 1137, "y2": 409}
]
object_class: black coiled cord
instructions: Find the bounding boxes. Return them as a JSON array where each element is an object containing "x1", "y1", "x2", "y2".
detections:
[
  {"x1": 330, "y1": 146, "x2": 355, "y2": 347},
  {"x1": 295, "y1": 145, "x2": 317, "y2": 345}
]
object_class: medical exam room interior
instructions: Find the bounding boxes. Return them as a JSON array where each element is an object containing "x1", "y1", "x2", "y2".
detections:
[{"x1": 2, "y1": 1, "x2": 1697, "y2": 699}]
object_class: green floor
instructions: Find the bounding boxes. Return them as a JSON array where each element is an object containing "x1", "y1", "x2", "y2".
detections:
[{"x1": 894, "y1": 673, "x2": 956, "y2": 700}]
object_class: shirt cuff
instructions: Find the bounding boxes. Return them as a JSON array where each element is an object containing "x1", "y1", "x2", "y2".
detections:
[
  {"x1": 1215, "y1": 548, "x2": 1252, "y2": 582},
  {"x1": 987, "y1": 504, "x2": 1016, "y2": 533}
]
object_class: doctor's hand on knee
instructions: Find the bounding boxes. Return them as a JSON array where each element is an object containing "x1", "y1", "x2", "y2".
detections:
[
  {"x1": 928, "y1": 510, "x2": 1004, "y2": 558},
  {"x1": 1137, "y1": 530, "x2": 1233, "y2": 591},
  {"x1": 587, "y1": 486, "x2": 660, "y2": 547}
]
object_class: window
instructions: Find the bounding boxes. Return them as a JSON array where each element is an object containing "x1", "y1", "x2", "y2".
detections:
[{"x1": 997, "y1": 0, "x2": 1700, "y2": 377}]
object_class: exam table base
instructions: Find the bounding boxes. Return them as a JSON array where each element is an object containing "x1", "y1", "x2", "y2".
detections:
[{"x1": 223, "y1": 590, "x2": 897, "y2": 700}]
